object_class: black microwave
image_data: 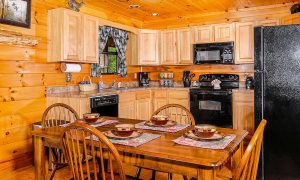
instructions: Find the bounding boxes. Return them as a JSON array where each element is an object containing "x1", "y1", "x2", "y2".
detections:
[{"x1": 193, "y1": 42, "x2": 234, "y2": 64}]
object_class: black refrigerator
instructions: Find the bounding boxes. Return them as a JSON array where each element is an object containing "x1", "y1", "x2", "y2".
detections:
[{"x1": 254, "y1": 25, "x2": 300, "y2": 180}]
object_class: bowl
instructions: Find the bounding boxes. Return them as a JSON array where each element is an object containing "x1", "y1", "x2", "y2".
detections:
[
  {"x1": 114, "y1": 124, "x2": 135, "y2": 137},
  {"x1": 83, "y1": 113, "x2": 100, "y2": 123},
  {"x1": 151, "y1": 115, "x2": 169, "y2": 125},
  {"x1": 194, "y1": 124, "x2": 217, "y2": 138}
]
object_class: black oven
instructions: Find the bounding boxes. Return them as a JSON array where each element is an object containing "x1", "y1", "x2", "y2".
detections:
[
  {"x1": 190, "y1": 89, "x2": 232, "y2": 127},
  {"x1": 193, "y1": 42, "x2": 234, "y2": 64},
  {"x1": 90, "y1": 94, "x2": 118, "y2": 117}
]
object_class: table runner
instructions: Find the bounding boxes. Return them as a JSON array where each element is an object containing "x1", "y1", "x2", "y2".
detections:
[
  {"x1": 135, "y1": 121, "x2": 190, "y2": 133},
  {"x1": 173, "y1": 134, "x2": 236, "y2": 150},
  {"x1": 89, "y1": 133, "x2": 161, "y2": 147}
]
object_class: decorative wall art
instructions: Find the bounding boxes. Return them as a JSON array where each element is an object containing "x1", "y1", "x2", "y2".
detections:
[{"x1": 0, "y1": 0, "x2": 31, "y2": 28}]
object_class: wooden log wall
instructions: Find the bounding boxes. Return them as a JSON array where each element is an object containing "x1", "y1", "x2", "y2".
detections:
[{"x1": 0, "y1": 0, "x2": 292, "y2": 173}]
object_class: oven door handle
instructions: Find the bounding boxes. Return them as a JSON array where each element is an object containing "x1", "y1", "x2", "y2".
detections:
[{"x1": 190, "y1": 91, "x2": 231, "y2": 96}]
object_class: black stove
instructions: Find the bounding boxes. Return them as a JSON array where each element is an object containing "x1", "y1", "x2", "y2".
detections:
[{"x1": 190, "y1": 74, "x2": 239, "y2": 127}]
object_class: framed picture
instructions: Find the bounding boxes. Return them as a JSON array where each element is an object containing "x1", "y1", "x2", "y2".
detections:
[{"x1": 0, "y1": 0, "x2": 31, "y2": 28}]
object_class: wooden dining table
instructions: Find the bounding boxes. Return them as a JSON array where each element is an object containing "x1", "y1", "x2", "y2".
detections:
[{"x1": 32, "y1": 117, "x2": 248, "y2": 180}]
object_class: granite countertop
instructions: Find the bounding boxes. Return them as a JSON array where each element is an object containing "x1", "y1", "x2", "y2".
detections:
[{"x1": 46, "y1": 87, "x2": 190, "y2": 98}]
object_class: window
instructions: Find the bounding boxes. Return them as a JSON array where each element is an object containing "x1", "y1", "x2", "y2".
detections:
[{"x1": 99, "y1": 36, "x2": 118, "y2": 74}]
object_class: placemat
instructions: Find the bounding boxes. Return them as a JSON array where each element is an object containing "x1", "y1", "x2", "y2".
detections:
[
  {"x1": 59, "y1": 120, "x2": 118, "y2": 128},
  {"x1": 90, "y1": 120, "x2": 118, "y2": 127},
  {"x1": 172, "y1": 134, "x2": 236, "y2": 150},
  {"x1": 89, "y1": 133, "x2": 161, "y2": 147},
  {"x1": 135, "y1": 121, "x2": 190, "y2": 133}
]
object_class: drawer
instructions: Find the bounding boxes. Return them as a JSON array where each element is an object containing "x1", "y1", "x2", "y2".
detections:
[
  {"x1": 168, "y1": 90, "x2": 189, "y2": 99},
  {"x1": 136, "y1": 90, "x2": 151, "y2": 100},
  {"x1": 119, "y1": 92, "x2": 136, "y2": 102},
  {"x1": 152, "y1": 90, "x2": 167, "y2": 98}
]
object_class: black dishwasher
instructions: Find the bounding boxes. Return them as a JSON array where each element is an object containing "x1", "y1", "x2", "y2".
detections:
[{"x1": 90, "y1": 94, "x2": 118, "y2": 117}]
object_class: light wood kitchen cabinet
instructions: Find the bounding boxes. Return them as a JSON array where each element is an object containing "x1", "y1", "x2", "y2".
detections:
[
  {"x1": 282, "y1": 13, "x2": 300, "y2": 25},
  {"x1": 152, "y1": 90, "x2": 168, "y2": 111},
  {"x1": 138, "y1": 29, "x2": 160, "y2": 65},
  {"x1": 168, "y1": 89, "x2": 190, "y2": 109},
  {"x1": 48, "y1": 8, "x2": 98, "y2": 63},
  {"x1": 126, "y1": 32, "x2": 138, "y2": 65},
  {"x1": 177, "y1": 28, "x2": 192, "y2": 64},
  {"x1": 232, "y1": 90, "x2": 254, "y2": 133},
  {"x1": 83, "y1": 15, "x2": 99, "y2": 63},
  {"x1": 47, "y1": 97, "x2": 90, "y2": 118},
  {"x1": 214, "y1": 23, "x2": 235, "y2": 42},
  {"x1": 235, "y1": 22, "x2": 255, "y2": 64},
  {"x1": 193, "y1": 25, "x2": 214, "y2": 43},
  {"x1": 136, "y1": 90, "x2": 152, "y2": 120},
  {"x1": 161, "y1": 30, "x2": 178, "y2": 65},
  {"x1": 118, "y1": 92, "x2": 136, "y2": 119}
]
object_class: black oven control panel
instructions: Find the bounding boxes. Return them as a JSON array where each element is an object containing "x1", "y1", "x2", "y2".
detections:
[{"x1": 90, "y1": 94, "x2": 118, "y2": 108}]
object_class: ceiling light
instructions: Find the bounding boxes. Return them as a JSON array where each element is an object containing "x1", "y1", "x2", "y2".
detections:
[
  {"x1": 151, "y1": 12, "x2": 159, "y2": 16},
  {"x1": 129, "y1": 4, "x2": 140, "y2": 9}
]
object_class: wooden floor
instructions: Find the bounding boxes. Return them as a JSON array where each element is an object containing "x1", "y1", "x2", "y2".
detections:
[{"x1": 0, "y1": 164, "x2": 184, "y2": 180}]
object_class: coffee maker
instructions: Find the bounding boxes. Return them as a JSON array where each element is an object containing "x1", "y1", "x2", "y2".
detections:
[{"x1": 138, "y1": 72, "x2": 150, "y2": 87}]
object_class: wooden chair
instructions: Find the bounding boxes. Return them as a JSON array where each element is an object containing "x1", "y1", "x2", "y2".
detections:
[
  {"x1": 61, "y1": 122, "x2": 126, "y2": 180},
  {"x1": 217, "y1": 119, "x2": 267, "y2": 180},
  {"x1": 42, "y1": 103, "x2": 80, "y2": 179},
  {"x1": 42, "y1": 103, "x2": 79, "y2": 128},
  {"x1": 135, "y1": 104, "x2": 195, "y2": 180},
  {"x1": 152, "y1": 104, "x2": 196, "y2": 125}
]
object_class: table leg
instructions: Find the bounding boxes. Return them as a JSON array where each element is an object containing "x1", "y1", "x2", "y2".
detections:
[
  {"x1": 197, "y1": 168, "x2": 216, "y2": 180},
  {"x1": 232, "y1": 141, "x2": 244, "y2": 169},
  {"x1": 34, "y1": 136, "x2": 48, "y2": 180}
]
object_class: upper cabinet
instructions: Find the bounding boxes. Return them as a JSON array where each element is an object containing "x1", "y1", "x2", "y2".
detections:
[
  {"x1": 193, "y1": 23, "x2": 235, "y2": 43},
  {"x1": 161, "y1": 30, "x2": 178, "y2": 65},
  {"x1": 193, "y1": 25, "x2": 214, "y2": 43},
  {"x1": 214, "y1": 23, "x2": 235, "y2": 42},
  {"x1": 282, "y1": 13, "x2": 300, "y2": 25},
  {"x1": 138, "y1": 29, "x2": 160, "y2": 65},
  {"x1": 48, "y1": 8, "x2": 98, "y2": 63},
  {"x1": 160, "y1": 28, "x2": 193, "y2": 65},
  {"x1": 177, "y1": 28, "x2": 192, "y2": 64},
  {"x1": 235, "y1": 22, "x2": 255, "y2": 64}
]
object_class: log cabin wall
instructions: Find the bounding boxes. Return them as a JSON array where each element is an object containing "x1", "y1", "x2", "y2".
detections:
[{"x1": 0, "y1": 0, "x2": 292, "y2": 173}]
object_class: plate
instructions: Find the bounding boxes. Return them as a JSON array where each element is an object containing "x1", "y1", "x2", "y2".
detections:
[
  {"x1": 184, "y1": 130, "x2": 224, "y2": 141},
  {"x1": 144, "y1": 120, "x2": 177, "y2": 127},
  {"x1": 103, "y1": 130, "x2": 143, "y2": 140}
]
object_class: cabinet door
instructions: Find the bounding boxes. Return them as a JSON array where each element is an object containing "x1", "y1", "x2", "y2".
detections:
[
  {"x1": 118, "y1": 92, "x2": 136, "y2": 119},
  {"x1": 193, "y1": 25, "x2": 214, "y2": 43},
  {"x1": 214, "y1": 23, "x2": 235, "y2": 42},
  {"x1": 256, "y1": 19, "x2": 280, "y2": 26},
  {"x1": 83, "y1": 15, "x2": 99, "y2": 63},
  {"x1": 167, "y1": 90, "x2": 190, "y2": 109},
  {"x1": 136, "y1": 99, "x2": 152, "y2": 120},
  {"x1": 152, "y1": 90, "x2": 168, "y2": 111},
  {"x1": 161, "y1": 30, "x2": 177, "y2": 65},
  {"x1": 63, "y1": 10, "x2": 83, "y2": 61},
  {"x1": 235, "y1": 22, "x2": 254, "y2": 64},
  {"x1": 232, "y1": 90, "x2": 254, "y2": 133},
  {"x1": 119, "y1": 101, "x2": 136, "y2": 119},
  {"x1": 138, "y1": 30, "x2": 160, "y2": 65},
  {"x1": 126, "y1": 33, "x2": 138, "y2": 65},
  {"x1": 177, "y1": 28, "x2": 192, "y2": 64}
]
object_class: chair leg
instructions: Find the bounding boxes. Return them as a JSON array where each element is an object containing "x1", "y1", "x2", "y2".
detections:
[
  {"x1": 168, "y1": 173, "x2": 172, "y2": 180},
  {"x1": 134, "y1": 167, "x2": 142, "y2": 179},
  {"x1": 183, "y1": 175, "x2": 188, "y2": 180},
  {"x1": 151, "y1": 170, "x2": 156, "y2": 180},
  {"x1": 49, "y1": 165, "x2": 57, "y2": 180}
]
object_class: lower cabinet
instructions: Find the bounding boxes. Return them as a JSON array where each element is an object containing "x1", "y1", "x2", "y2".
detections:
[
  {"x1": 47, "y1": 97, "x2": 90, "y2": 118},
  {"x1": 118, "y1": 91, "x2": 136, "y2": 119},
  {"x1": 118, "y1": 89, "x2": 190, "y2": 120},
  {"x1": 232, "y1": 89, "x2": 254, "y2": 133}
]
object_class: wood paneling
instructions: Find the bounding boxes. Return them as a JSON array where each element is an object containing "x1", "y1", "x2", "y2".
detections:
[{"x1": 86, "y1": 0, "x2": 295, "y2": 22}]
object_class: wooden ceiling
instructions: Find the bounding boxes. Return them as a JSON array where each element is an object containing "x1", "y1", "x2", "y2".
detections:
[{"x1": 86, "y1": 0, "x2": 297, "y2": 21}]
